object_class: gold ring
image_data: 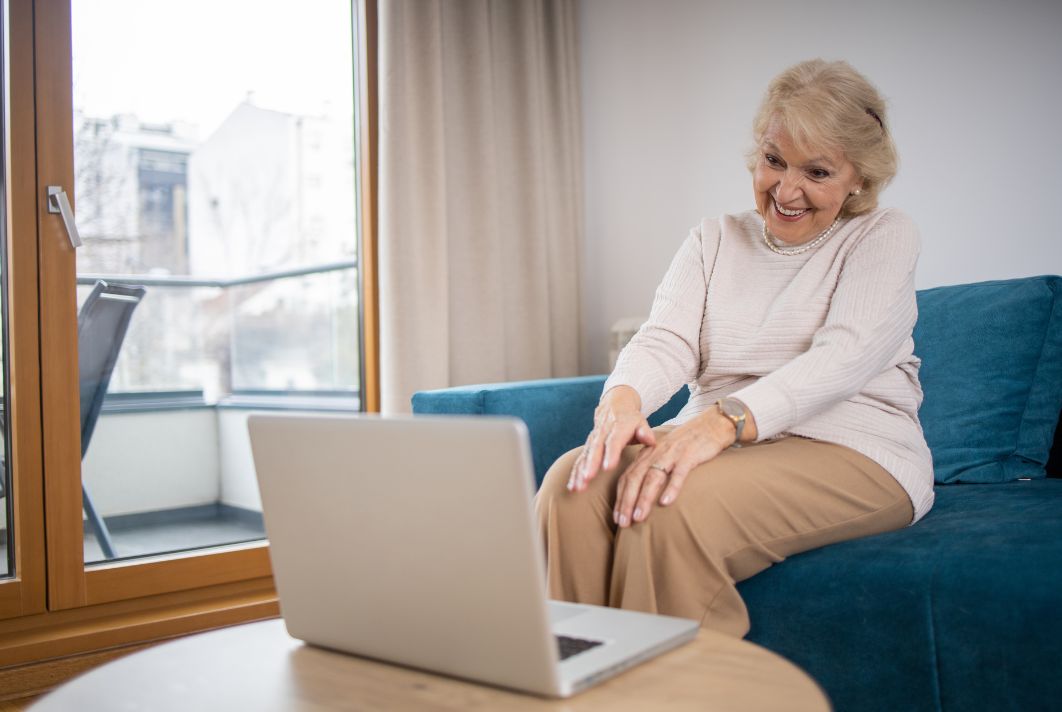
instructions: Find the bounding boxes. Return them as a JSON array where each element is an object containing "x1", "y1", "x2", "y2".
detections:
[{"x1": 648, "y1": 463, "x2": 669, "y2": 473}]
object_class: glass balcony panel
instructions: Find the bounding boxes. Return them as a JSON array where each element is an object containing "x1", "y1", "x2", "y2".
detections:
[{"x1": 230, "y1": 269, "x2": 359, "y2": 395}]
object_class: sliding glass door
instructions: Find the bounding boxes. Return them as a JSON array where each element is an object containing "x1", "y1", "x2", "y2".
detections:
[{"x1": 68, "y1": 0, "x2": 360, "y2": 564}]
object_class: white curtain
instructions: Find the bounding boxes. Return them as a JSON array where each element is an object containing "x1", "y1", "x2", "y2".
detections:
[{"x1": 378, "y1": 0, "x2": 583, "y2": 413}]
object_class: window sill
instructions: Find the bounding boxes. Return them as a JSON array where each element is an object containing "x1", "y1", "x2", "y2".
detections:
[{"x1": 0, "y1": 575, "x2": 278, "y2": 684}]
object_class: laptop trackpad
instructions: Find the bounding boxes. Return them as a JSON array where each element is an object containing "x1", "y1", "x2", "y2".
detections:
[{"x1": 547, "y1": 602, "x2": 588, "y2": 624}]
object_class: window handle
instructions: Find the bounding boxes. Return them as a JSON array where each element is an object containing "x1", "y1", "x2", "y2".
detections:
[{"x1": 46, "y1": 185, "x2": 83, "y2": 249}]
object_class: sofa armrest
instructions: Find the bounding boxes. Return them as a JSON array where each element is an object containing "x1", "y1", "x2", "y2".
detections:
[{"x1": 412, "y1": 376, "x2": 689, "y2": 487}]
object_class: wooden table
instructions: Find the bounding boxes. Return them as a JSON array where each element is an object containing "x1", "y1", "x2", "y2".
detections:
[{"x1": 31, "y1": 618, "x2": 831, "y2": 711}]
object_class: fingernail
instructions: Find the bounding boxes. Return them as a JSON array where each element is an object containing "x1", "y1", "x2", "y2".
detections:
[
  {"x1": 567, "y1": 480, "x2": 574, "y2": 491},
  {"x1": 602, "y1": 456, "x2": 609, "y2": 469},
  {"x1": 612, "y1": 510, "x2": 619, "y2": 524},
  {"x1": 633, "y1": 507, "x2": 643, "y2": 521},
  {"x1": 660, "y1": 492, "x2": 673, "y2": 505},
  {"x1": 619, "y1": 513, "x2": 629, "y2": 527}
]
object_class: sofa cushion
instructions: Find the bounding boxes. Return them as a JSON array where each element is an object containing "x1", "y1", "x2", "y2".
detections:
[
  {"x1": 739, "y1": 479, "x2": 1062, "y2": 712},
  {"x1": 914, "y1": 276, "x2": 1062, "y2": 483}
]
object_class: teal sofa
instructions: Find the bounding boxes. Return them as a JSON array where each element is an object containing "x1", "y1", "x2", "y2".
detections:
[{"x1": 412, "y1": 276, "x2": 1062, "y2": 712}]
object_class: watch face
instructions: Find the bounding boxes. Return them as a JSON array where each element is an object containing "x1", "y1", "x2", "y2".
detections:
[{"x1": 720, "y1": 399, "x2": 744, "y2": 419}]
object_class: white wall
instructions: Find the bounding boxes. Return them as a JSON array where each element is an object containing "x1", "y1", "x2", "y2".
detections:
[
  {"x1": 81, "y1": 408, "x2": 338, "y2": 518},
  {"x1": 578, "y1": 0, "x2": 1062, "y2": 372},
  {"x1": 217, "y1": 410, "x2": 264, "y2": 512},
  {"x1": 83, "y1": 410, "x2": 221, "y2": 517}
]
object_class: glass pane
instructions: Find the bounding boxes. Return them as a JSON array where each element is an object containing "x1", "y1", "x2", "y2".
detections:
[{"x1": 71, "y1": 0, "x2": 360, "y2": 564}]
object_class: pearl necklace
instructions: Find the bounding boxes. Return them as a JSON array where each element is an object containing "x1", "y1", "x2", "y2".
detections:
[{"x1": 762, "y1": 215, "x2": 842, "y2": 256}]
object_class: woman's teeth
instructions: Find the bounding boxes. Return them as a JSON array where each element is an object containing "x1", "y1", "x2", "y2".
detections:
[{"x1": 775, "y1": 200, "x2": 807, "y2": 217}]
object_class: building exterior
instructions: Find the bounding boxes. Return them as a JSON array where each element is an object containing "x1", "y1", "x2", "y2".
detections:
[
  {"x1": 74, "y1": 112, "x2": 196, "y2": 276},
  {"x1": 187, "y1": 101, "x2": 357, "y2": 278},
  {"x1": 73, "y1": 102, "x2": 359, "y2": 397}
]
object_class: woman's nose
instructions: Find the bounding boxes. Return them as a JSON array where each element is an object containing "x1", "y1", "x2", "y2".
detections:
[{"x1": 774, "y1": 170, "x2": 804, "y2": 203}]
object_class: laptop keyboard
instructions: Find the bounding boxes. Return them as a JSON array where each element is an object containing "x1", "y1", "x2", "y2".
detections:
[{"x1": 556, "y1": 634, "x2": 604, "y2": 660}]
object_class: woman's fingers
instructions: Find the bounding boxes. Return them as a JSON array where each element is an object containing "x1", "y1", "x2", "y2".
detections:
[
  {"x1": 613, "y1": 437, "x2": 655, "y2": 523},
  {"x1": 569, "y1": 388, "x2": 646, "y2": 494},
  {"x1": 602, "y1": 418, "x2": 648, "y2": 472},
  {"x1": 570, "y1": 423, "x2": 615, "y2": 490},
  {"x1": 614, "y1": 457, "x2": 668, "y2": 527},
  {"x1": 612, "y1": 471, "x2": 631, "y2": 526},
  {"x1": 568, "y1": 428, "x2": 601, "y2": 490},
  {"x1": 634, "y1": 424, "x2": 657, "y2": 447},
  {"x1": 574, "y1": 417, "x2": 649, "y2": 492},
  {"x1": 579, "y1": 426, "x2": 609, "y2": 488},
  {"x1": 631, "y1": 463, "x2": 671, "y2": 523},
  {"x1": 658, "y1": 462, "x2": 691, "y2": 506},
  {"x1": 566, "y1": 448, "x2": 588, "y2": 491},
  {"x1": 614, "y1": 418, "x2": 723, "y2": 525}
]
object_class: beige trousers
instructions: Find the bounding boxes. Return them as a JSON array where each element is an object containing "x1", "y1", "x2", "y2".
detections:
[{"x1": 533, "y1": 431, "x2": 913, "y2": 638}]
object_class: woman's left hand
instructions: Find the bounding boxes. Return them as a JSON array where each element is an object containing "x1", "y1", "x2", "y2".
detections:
[{"x1": 613, "y1": 410, "x2": 738, "y2": 528}]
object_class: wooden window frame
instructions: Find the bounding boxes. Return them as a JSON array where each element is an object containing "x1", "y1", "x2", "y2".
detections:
[
  {"x1": 0, "y1": 0, "x2": 379, "y2": 692},
  {"x1": 0, "y1": 0, "x2": 47, "y2": 623},
  {"x1": 358, "y1": 0, "x2": 380, "y2": 413}
]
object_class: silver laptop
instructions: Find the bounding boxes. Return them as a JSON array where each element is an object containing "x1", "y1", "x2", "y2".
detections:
[{"x1": 248, "y1": 413, "x2": 698, "y2": 698}]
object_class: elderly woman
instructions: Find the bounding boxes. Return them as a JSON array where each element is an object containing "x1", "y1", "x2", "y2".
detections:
[{"x1": 534, "y1": 59, "x2": 934, "y2": 638}]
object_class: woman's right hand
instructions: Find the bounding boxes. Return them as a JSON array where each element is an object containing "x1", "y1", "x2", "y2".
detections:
[{"x1": 568, "y1": 385, "x2": 656, "y2": 492}]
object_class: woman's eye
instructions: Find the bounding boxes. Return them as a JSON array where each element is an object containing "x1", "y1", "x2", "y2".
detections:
[
  {"x1": 809, "y1": 169, "x2": 830, "y2": 180},
  {"x1": 764, "y1": 154, "x2": 782, "y2": 167}
]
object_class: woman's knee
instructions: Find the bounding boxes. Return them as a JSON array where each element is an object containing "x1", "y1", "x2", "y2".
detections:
[
  {"x1": 625, "y1": 469, "x2": 747, "y2": 557},
  {"x1": 535, "y1": 444, "x2": 625, "y2": 529},
  {"x1": 536, "y1": 446, "x2": 582, "y2": 504}
]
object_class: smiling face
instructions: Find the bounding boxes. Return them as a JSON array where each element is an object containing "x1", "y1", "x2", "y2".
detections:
[{"x1": 753, "y1": 120, "x2": 864, "y2": 245}]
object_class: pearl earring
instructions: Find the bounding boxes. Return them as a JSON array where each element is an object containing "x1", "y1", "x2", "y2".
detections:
[{"x1": 851, "y1": 189, "x2": 862, "y2": 196}]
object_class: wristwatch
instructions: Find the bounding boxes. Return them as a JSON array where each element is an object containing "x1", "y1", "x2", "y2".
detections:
[{"x1": 716, "y1": 397, "x2": 747, "y2": 448}]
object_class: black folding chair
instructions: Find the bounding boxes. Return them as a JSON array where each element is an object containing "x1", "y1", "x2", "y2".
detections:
[{"x1": 77, "y1": 280, "x2": 146, "y2": 560}]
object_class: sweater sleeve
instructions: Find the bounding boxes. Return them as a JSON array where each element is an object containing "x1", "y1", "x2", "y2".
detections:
[
  {"x1": 602, "y1": 224, "x2": 710, "y2": 416},
  {"x1": 730, "y1": 211, "x2": 921, "y2": 440}
]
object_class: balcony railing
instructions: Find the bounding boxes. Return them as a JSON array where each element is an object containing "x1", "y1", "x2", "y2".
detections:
[
  {"x1": 75, "y1": 260, "x2": 360, "y2": 408},
  {"x1": 77, "y1": 259, "x2": 357, "y2": 289}
]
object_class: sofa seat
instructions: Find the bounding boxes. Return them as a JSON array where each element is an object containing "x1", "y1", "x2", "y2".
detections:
[
  {"x1": 412, "y1": 374, "x2": 1062, "y2": 711},
  {"x1": 739, "y1": 479, "x2": 1062, "y2": 712}
]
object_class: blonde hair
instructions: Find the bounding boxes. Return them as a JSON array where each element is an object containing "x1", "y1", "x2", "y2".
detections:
[{"x1": 746, "y1": 59, "x2": 897, "y2": 217}]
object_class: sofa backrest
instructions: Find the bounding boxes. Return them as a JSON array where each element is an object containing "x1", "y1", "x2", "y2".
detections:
[
  {"x1": 411, "y1": 276, "x2": 1062, "y2": 487},
  {"x1": 913, "y1": 276, "x2": 1062, "y2": 483}
]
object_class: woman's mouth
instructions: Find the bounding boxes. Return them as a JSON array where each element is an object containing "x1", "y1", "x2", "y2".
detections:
[{"x1": 773, "y1": 199, "x2": 808, "y2": 222}]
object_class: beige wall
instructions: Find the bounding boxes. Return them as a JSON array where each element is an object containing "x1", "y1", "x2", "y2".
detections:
[{"x1": 578, "y1": 0, "x2": 1062, "y2": 372}]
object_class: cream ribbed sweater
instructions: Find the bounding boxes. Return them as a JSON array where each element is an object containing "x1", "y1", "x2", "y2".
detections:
[{"x1": 604, "y1": 207, "x2": 935, "y2": 523}]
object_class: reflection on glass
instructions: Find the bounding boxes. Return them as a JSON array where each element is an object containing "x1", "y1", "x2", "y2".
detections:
[{"x1": 72, "y1": 0, "x2": 359, "y2": 564}]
